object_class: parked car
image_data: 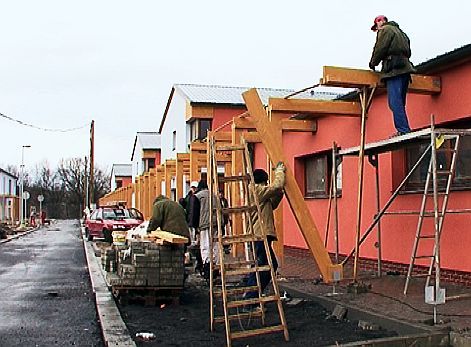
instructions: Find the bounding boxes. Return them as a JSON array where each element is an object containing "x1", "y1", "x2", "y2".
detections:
[{"x1": 84, "y1": 207, "x2": 144, "y2": 242}]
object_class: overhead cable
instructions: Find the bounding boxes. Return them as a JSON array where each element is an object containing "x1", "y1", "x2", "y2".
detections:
[{"x1": 0, "y1": 112, "x2": 89, "y2": 132}]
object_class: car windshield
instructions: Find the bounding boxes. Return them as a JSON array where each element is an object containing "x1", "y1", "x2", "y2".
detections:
[{"x1": 102, "y1": 208, "x2": 130, "y2": 220}]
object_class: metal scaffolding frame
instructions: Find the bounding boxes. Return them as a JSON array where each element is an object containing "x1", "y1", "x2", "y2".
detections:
[{"x1": 329, "y1": 120, "x2": 471, "y2": 304}]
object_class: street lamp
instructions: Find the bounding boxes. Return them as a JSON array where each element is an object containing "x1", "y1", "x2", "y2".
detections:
[{"x1": 19, "y1": 145, "x2": 31, "y2": 227}]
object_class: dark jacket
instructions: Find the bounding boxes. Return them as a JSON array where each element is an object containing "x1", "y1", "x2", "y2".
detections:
[
  {"x1": 147, "y1": 195, "x2": 190, "y2": 238},
  {"x1": 369, "y1": 21, "x2": 416, "y2": 80},
  {"x1": 250, "y1": 166, "x2": 285, "y2": 239},
  {"x1": 185, "y1": 192, "x2": 200, "y2": 228}
]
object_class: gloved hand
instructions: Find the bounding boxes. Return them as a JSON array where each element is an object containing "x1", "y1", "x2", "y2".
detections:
[{"x1": 275, "y1": 161, "x2": 286, "y2": 172}]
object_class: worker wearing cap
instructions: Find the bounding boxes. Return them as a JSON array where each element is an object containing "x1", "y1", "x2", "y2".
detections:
[{"x1": 369, "y1": 15, "x2": 416, "y2": 136}]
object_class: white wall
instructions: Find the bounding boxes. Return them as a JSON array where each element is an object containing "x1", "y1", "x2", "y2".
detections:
[
  {"x1": 160, "y1": 91, "x2": 189, "y2": 162},
  {"x1": 0, "y1": 172, "x2": 17, "y2": 196},
  {"x1": 131, "y1": 143, "x2": 144, "y2": 183}
]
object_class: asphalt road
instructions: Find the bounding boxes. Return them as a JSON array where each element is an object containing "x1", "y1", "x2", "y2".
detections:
[{"x1": 0, "y1": 220, "x2": 103, "y2": 346}]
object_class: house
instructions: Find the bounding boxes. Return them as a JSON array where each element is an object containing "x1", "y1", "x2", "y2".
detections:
[
  {"x1": 0, "y1": 168, "x2": 19, "y2": 223},
  {"x1": 269, "y1": 44, "x2": 471, "y2": 281},
  {"x1": 130, "y1": 132, "x2": 161, "y2": 182},
  {"x1": 110, "y1": 164, "x2": 132, "y2": 191}
]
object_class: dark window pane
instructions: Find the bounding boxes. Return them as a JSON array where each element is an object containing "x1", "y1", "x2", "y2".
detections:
[
  {"x1": 305, "y1": 156, "x2": 327, "y2": 196},
  {"x1": 198, "y1": 119, "x2": 212, "y2": 140}
]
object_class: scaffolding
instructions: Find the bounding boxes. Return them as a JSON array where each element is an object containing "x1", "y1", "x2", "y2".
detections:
[{"x1": 331, "y1": 120, "x2": 471, "y2": 310}]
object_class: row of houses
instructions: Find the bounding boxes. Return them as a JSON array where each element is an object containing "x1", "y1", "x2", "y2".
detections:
[{"x1": 101, "y1": 43, "x2": 471, "y2": 285}]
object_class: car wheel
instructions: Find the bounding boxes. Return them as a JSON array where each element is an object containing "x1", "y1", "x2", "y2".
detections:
[
  {"x1": 103, "y1": 229, "x2": 112, "y2": 243},
  {"x1": 85, "y1": 228, "x2": 93, "y2": 241}
]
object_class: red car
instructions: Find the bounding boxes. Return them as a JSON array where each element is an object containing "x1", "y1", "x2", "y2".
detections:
[{"x1": 84, "y1": 207, "x2": 144, "y2": 242}]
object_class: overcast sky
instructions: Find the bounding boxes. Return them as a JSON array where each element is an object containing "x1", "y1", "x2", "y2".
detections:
[{"x1": 1, "y1": 0, "x2": 470, "y2": 175}]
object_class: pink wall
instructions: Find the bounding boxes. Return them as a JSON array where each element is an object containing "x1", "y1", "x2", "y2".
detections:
[
  {"x1": 212, "y1": 107, "x2": 246, "y2": 130},
  {"x1": 277, "y1": 60, "x2": 471, "y2": 272},
  {"x1": 155, "y1": 150, "x2": 161, "y2": 165}
]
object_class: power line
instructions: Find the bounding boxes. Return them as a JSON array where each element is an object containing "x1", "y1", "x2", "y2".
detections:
[{"x1": 0, "y1": 112, "x2": 89, "y2": 132}]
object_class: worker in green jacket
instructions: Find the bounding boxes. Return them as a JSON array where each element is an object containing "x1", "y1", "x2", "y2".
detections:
[
  {"x1": 147, "y1": 195, "x2": 190, "y2": 240},
  {"x1": 369, "y1": 15, "x2": 416, "y2": 136}
]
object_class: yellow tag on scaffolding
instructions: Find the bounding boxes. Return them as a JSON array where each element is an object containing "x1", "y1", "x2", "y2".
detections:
[{"x1": 435, "y1": 135, "x2": 445, "y2": 149}]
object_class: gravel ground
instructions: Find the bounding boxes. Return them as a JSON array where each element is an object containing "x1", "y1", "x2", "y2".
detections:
[
  {"x1": 119, "y1": 273, "x2": 397, "y2": 347},
  {"x1": 0, "y1": 220, "x2": 103, "y2": 346}
]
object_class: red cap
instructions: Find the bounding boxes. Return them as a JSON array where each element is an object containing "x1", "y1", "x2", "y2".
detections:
[{"x1": 371, "y1": 15, "x2": 387, "y2": 31}]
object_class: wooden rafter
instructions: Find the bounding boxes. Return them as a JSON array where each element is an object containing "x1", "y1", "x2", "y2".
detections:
[
  {"x1": 269, "y1": 98, "x2": 361, "y2": 117},
  {"x1": 322, "y1": 66, "x2": 441, "y2": 94},
  {"x1": 243, "y1": 88, "x2": 343, "y2": 283}
]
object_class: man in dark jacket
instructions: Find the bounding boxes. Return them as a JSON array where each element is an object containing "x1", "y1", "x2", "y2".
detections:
[
  {"x1": 146, "y1": 195, "x2": 190, "y2": 240},
  {"x1": 369, "y1": 15, "x2": 416, "y2": 136}
]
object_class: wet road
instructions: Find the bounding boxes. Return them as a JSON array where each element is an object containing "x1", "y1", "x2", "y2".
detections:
[{"x1": 0, "y1": 220, "x2": 103, "y2": 346}]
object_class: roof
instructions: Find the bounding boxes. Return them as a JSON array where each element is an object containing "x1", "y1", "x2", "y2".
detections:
[
  {"x1": 111, "y1": 164, "x2": 132, "y2": 177},
  {"x1": 159, "y1": 83, "x2": 340, "y2": 132},
  {"x1": 415, "y1": 43, "x2": 471, "y2": 74},
  {"x1": 175, "y1": 84, "x2": 338, "y2": 105},
  {"x1": 0, "y1": 168, "x2": 17, "y2": 180},
  {"x1": 131, "y1": 132, "x2": 161, "y2": 161}
]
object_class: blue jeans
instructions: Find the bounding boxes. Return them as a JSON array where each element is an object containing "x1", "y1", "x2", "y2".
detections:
[
  {"x1": 386, "y1": 74, "x2": 411, "y2": 133},
  {"x1": 244, "y1": 237, "x2": 278, "y2": 299}
]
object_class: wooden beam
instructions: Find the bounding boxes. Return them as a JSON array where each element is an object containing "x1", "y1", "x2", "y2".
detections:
[
  {"x1": 270, "y1": 98, "x2": 361, "y2": 117},
  {"x1": 242, "y1": 132, "x2": 261, "y2": 143},
  {"x1": 213, "y1": 131, "x2": 232, "y2": 142},
  {"x1": 243, "y1": 88, "x2": 343, "y2": 283},
  {"x1": 280, "y1": 119, "x2": 318, "y2": 133},
  {"x1": 322, "y1": 66, "x2": 441, "y2": 94}
]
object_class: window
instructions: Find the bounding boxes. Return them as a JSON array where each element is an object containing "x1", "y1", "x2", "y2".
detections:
[
  {"x1": 301, "y1": 152, "x2": 342, "y2": 198},
  {"x1": 172, "y1": 130, "x2": 177, "y2": 151},
  {"x1": 404, "y1": 135, "x2": 471, "y2": 191},
  {"x1": 147, "y1": 158, "x2": 155, "y2": 170},
  {"x1": 190, "y1": 119, "x2": 212, "y2": 141},
  {"x1": 116, "y1": 180, "x2": 123, "y2": 189}
]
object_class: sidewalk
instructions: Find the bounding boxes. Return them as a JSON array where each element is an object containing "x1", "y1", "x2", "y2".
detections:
[{"x1": 279, "y1": 247, "x2": 471, "y2": 345}]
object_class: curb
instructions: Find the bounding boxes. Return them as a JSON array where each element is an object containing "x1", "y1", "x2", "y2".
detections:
[
  {"x1": 82, "y1": 229, "x2": 136, "y2": 347},
  {"x1": 0, "y1": 226, "x2": 40, "y2": 244}
]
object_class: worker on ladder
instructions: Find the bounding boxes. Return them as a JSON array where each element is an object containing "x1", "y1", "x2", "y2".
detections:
[
  {"x1": 243, "y1": 162, "x2": 286, "y2": 302},
  {"x1": 369, "y1": 15, "x2": 416, "y2": 136}
]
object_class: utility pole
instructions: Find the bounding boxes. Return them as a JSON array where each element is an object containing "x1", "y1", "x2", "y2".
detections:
[{"x1": 89, "y1": 120, "x2": 95, "y2": 208}]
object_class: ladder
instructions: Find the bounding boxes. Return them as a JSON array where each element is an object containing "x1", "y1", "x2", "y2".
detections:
[
  {"x1": 207, "y1": 136, "x2": 289, "y2": 347},
  {"x1": 403, "y1": 131, "x2": 461, "y2": 295}
]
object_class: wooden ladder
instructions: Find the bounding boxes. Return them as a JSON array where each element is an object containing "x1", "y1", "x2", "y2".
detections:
[
  {"x1": 403, "y1": 132, "x2": 460, "y2": 295},
  {"x1": 207, "y1": 136, "x2": 289, "y2": 347}
]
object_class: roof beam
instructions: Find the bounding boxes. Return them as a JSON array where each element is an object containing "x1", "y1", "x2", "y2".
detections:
[
  {"x1": 234, "y1": 116, "x2": 318, "y2": 132},
  {"x1": 321, "y1": 66, "x2": 441, "y2": 94},
  {"x1": 269, "y1": 98, "x2": 361, "y2": 117}
]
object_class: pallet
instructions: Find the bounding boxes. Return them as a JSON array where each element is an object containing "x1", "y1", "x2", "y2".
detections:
[{"x1": 111, "y1": 285, "x2": 183, "y2": 306}]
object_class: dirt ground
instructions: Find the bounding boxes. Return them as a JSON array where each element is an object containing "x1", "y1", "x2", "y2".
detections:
[{"x1": 118, "y1": 273, "x2": 397, "y2": 347}]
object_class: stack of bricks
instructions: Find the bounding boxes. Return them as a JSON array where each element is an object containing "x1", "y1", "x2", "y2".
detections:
[{"x1": 105, "y1": 239, "x2": 185, "y2": 287}]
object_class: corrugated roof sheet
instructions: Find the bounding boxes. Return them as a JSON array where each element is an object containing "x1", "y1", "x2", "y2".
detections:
[
  {"x1": 174, "y1": 84, "x2": 340, "y2": 105},
  {"x1": 137, "y1": 132, "x2": 161, "y2": 149},
  {"x1": 111, "y1": 164, "x2": 132, "y2": 177}
]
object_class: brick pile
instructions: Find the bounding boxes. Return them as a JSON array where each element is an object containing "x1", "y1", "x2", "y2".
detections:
[{"x1": 104, "y1": 240, "x2": 185, "y2": 288}]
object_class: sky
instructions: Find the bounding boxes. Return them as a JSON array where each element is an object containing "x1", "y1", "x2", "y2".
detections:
[{"x1": 1, "y1": 0, "x2": 470, "y2": 175}]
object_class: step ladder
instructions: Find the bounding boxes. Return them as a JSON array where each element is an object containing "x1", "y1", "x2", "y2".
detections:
[
  {"x1": 403, "y1": 132, "x2": 461, "y2": 295},
  {"x1": 207, "y1": 136, "x2": 289, "y2": 347}
]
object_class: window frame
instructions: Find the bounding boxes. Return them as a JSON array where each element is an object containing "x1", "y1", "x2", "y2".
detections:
[{"x1": 300, "y1": 151, "x2": 342, "y2": 199}]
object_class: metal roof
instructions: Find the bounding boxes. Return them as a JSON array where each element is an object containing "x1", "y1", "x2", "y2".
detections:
[
  {"x1": 111, "y1": 164, "x2": 132, "y2": 177},
  {"x1": 137, "y1": 132, "x2": 161, "y2": 149},
  {"x1": 174, "y1": 84, "x2": 339, "y2": 105},
  {"x1": 131, "y1": 132, "x2": 161, "y2": 161}
]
